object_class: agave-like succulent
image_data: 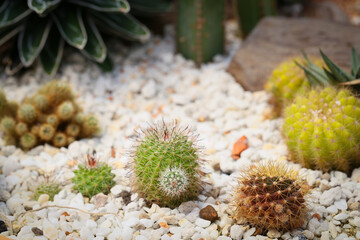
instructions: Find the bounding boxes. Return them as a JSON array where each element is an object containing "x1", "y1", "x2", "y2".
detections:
[{"x1": 0, "y1": 0, "x2": 172, "y2": 75}]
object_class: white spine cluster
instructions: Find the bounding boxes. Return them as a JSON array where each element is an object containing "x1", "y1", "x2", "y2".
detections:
[{"x1": 159, "y1": 167, "x2": 189, "y2": 198}]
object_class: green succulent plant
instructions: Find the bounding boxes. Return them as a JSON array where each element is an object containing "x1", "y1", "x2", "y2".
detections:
[
  {"x1": 131, "y1": 121, "x2": 202, "y2": 208},
  {"x1": 72, "y1": 152, "x2": 115, "y2": 198},
  {"x1": 297, "y1": 48, "x2": 360, "y2": 92},
  {"x1": 34, "y1": 181, "x2": 61, "y2": 201},
  {"x1": 0, "y1": 0, "x2": 173, "y2": 75}
]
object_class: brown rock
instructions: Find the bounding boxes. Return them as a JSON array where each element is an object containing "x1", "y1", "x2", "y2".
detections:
[
  {"x1": 32, "y1": 227, "x2": 43, "y2": 236},
  {"x1": 120, "y1": 191, "x2": 131, "y2": 205},
  {"x1": 227, "y1": 17, "x2": 360, "y2": 91},
  {"x1": 199, "y1": 205, "x2": 218, "y2": 223}
]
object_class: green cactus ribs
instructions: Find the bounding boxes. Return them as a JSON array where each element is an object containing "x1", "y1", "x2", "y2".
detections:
[
  {"x1": 233, "y1": 162, "x2": 309, "y2": 232},
  {"x1": 131, "y1": 120, "x2": 203, "y2": 208},
  {"x1": 283, "y1": 87, "x2": 360, "y2": 173},
  {"x1": 72, "y1": 152, "x2": 115, "y2": 198}
]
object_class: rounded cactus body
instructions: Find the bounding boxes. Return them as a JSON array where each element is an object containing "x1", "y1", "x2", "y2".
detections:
[
  {"x1": 132, "y1": 121, "x2": 202, "y2": 208},
  {"x1": 82, "y1": 115, "x2": 99, "y2": 136},
  {"x1": 17, "y1": 104, "x2": 38, "y2": 123},
  {"x1": 20, "y1": 133, "x2": 37, "y2": 150},
  {"x1": 46, "y1": 114, "x2": 59, "y2": 127},
  {"x1": 233, "y1": 162, "x2": 309, "y2": 232},
  {"x1": 40, "y1": 81, "x2": 73, "y2": 106},
  {"x1": 32, "y1": 94, "x2": 50, "y2": 111},
  {"x1": 56, "y1": 101, "x2": 75, "y2": 120},
  {"x1": 66, "y1": 123, "x2": 80, "y2": 137},
  {"x1": 72, "y1": 153, "x2": 115, "y2": 198},
  {"x1": 0, "y1": 117, "x2": 15, "y2": 133},
  {"x1": 283, "y1": 87, "x2": 360, "y2": 173},
  {"x1": 39, "y1": 124, "x2": 56, "y2": 141},
  {"x1": 52, "y1": 132, "x2": 67, "y2": 147},
  {"x1": 0, "y1": 90, "x2": 7, "y2": 115},
  {"x1": 265, "y1": 57, "x2": 322, "y2": 113},
  {"x1": 15, "y1": 122, "x2": 28, "y2": 136}
]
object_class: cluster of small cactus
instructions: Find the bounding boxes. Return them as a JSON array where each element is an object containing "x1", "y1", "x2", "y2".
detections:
[
  {"x1": 131, "y1": 120, "x2": 202, "y2": 208},
  {"x1": 265, "y1": 57, "x2": 323, "y2": 114},
  {"x1": 34, "y1": 181, "x2": 61, "y2": 201},
  {"x1": 72, "y1": 152, "x2": 115, "y2": 198},
  {"x1": 283, "y1": 87, "x2": 360, "y2": 173},
  {"x1": 233, "y1": 162, "x2": 309, "y2": 232},
  {"x1": 0, "y1": 80, "x2": 99, "y2": 150}
]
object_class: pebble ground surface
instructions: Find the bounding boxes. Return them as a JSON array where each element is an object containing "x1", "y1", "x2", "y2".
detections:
[{"x1": 0, "y1": 23, "x2": 360, "y2": 240}]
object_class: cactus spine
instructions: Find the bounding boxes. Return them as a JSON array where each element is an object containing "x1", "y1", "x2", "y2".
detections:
[
  {"x1": 233, "y1": 162, "x2": 309, "y2": 231},
  {"x1": 176, "y1": 0, "x2": 225, "y2": 66},
  {"x1": 283, "y1": 87, "x2": 360, "y2": 173},
  {"x1": 131, "y1": 121, "x2": 202, "y2": 208}
]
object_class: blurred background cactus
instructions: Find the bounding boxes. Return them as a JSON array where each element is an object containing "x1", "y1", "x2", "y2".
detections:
[
  {"x1": 0, "y1": 0, "x2": 173, "y2": 75},
  {"x1": 176, "y1": 0, "x2": 225, "y2": 66},
  {"x1": 283, "y1": 87, "x2": 360, "y2": 173},
  {"x1": 131, "y1": 121, "x2": 203, "y2": 208},
  {"x1": 235, "y1": 0, "x2": 277, "y2": 37},
  {"x1": 0, "y1": 80, "x2": 99, "y2": 150}
]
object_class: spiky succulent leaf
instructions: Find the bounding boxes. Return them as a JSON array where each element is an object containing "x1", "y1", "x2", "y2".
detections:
[
  {"x1": 82, "y1": 17, "x2": 106, "y2": 63},
  {"x1": 27, "y1": 0, "x2": 61, "y2": 15},
  {"x1": 92, "y1": 12, "x2": 150, "y2": 42},
  {"x1": 52, "y1": 6, "x2": 87, "y2": 49},
  {"x1": 18, "y1": 16, "x2": 52, "y2": 66},
  {"x1": 0, "y1": 27, "x2": 21, "y2": 46},
  {"x1": 320, "y1": 50, "x2": 354, "y2": 82},
  {"x1": 0, "y1": 0, "x2": 32, "y2": 29},
  {"x1": 69, "y1": 0, "x2": 130, "y2": 13},
  {"x1": 129, "y1": 0, "x2": 172, "y2": 15},
  {"x1": 96, "y1": 55, "x2": 113, "y2": 72},
  {"x1": 351, "y1": 47, "x2": 360, "y2": 78},
  {"x1": 39, "y1": 26, "x2": 64, "y2": 76}
]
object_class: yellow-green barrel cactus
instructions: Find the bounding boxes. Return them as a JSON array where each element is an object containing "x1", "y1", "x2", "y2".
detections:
[{"x1": 283, "y1": 87, "x2": 360, "y2": 173}]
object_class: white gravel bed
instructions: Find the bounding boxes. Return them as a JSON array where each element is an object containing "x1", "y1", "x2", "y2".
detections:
[{"x1": 0, "y1": 23, "x2": 359, "y2": 240}]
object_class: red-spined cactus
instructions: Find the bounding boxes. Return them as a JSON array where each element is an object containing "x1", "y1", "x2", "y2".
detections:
[{"x1": 232, "y1": 162, "x2": 309, "y2": 232}]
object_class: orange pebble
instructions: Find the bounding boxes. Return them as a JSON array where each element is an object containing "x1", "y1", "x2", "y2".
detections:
[{"x1": 231, "y1": 136, "x2": 249, "y2": 160}]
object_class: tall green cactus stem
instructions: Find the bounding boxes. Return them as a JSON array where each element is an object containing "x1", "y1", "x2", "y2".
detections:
[
  {"x1": 283, "y1": 87, "x2": 360, "y2": 173},
  {"x1": 56, "y1": 101, "x2": 75, "y2": 120},
  {"x1": 177, "y1": 0, "x2": 225, "y2": 66},
  {"x1": 131, "y1": 121, "x2": 202, "y2": 208},
  {"x1": 236, "y1": 0, "x2": 276, "y2": 37},
  {"x1": 17, "y1": 104, "x2": 37, "y2": 124},
  {"x1": 72, "y1": 153, "x2": 115, "y2": 198}
]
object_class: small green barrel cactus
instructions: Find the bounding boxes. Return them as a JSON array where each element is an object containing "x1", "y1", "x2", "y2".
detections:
[
  {"x1": 177, "y1": 0, "x2": 225, "y2": 66},
  {"x1": 46, "y1": 114, "x2": 59, "y2": 128},
  {"x1": 72, "y1": 153, "x2": 115, "y2": 198},
  {"x1": 52, "y1": 132, "x2": 67, "y2": 148},
  {"x1": 34, "y1": 182, "x2": 61, "y2": 201},
  {"x1": 283, "y1": 87, "x2": 360, "y2": 173},
  {"x1": 82, "y1": 115, "x2": 99, "y2": 137},
  {"x1": 66, "y1": 123, "x2": 80, "y2": 137},
  {"x1": 17, "y1": 104, "x2": 38, "y2": 124},
  {"x1": 131, "y1": 121, "x2": 202, "y2": 208},
  {"x1": 39, "y1": 80, "x2": 73, "y2": 106}
]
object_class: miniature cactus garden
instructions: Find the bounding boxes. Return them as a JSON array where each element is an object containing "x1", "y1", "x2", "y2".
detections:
[{"x1": 0, "y1": 0, "x2": 360, "y2": 239}]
